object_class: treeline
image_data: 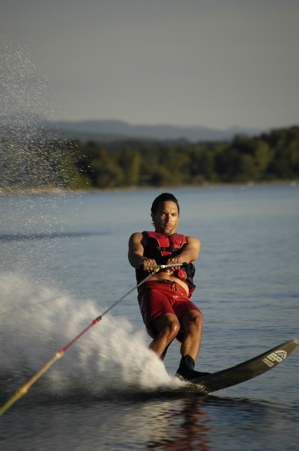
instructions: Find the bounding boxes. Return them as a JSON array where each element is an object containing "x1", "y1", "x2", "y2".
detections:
[
  {"x1": 1, "y1": 126, "x2": 299, "y2": 191},
  {"x1": 68, "y1": 126, "x2": 299, "y2": 189}
]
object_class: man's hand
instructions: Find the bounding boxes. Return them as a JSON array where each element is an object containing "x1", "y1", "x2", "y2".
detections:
[
  {"x1": 140, "y1": 258, "x2": 158, "y2": 272},
  {"x1": 165, "y1": 257, "x2": 183, "y2": 273}
]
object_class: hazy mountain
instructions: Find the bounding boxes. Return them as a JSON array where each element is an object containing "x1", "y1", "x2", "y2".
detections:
[
  {"x1": 51, "y1": 119, "x2": 262, "y2": 142},
  {"x1": 0, "y1": 114, "x2": 262, "y2": 143}
]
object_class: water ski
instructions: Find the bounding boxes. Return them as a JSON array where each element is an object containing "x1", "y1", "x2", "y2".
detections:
[{"x1": 185, "y1": 338, "x2": 298, "y2": 394}]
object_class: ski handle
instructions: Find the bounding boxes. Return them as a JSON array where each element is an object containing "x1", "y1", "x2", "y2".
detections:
[{"x1": 142, "y1": 262, "x2": 186, "y2": 270}]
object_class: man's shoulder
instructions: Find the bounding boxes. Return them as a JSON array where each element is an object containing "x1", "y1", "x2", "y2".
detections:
[
  {"x1": 174, "y1": 233, "x2": 199, "y2": 242},
  {"x1": 129, "y1": 231, "x2": 143, "y2": 242},
  {"x1": 185, "y1": 235, "x2": 199, "y2": 241},
  {"x1": 129, "y1": 232, "x2": 149, "y2": 246},
  {"x1": 185, "y1": 235, "x2": 201, "y2": 248}
]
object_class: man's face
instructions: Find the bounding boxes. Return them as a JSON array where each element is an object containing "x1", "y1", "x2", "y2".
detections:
[{"x1": 151, "y1": 201, "x2": 179, "y2": 235}]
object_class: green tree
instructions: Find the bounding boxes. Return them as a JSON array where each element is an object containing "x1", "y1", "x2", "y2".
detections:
[
  {"x1": 254, "y1": 140, "x2": 272, "y2": 178},
  {"x1": 190, "y1": 147, "x2": 217, "y2": 183},
  {"x1": 119, "y1": 147, "x2": 141, "y2": 186},
  {"x1": 159, "y1": 146, "x2": 191, "y2": 184}
]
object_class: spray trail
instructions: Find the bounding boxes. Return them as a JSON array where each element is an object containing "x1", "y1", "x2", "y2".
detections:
[{"x1": 0, "y1": 272, "x2": 174, "y2": 414}]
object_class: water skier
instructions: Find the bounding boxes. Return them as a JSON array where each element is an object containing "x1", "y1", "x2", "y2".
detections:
[{"x1": 128, "y1": 192, "x2": 208, "y2": 381}]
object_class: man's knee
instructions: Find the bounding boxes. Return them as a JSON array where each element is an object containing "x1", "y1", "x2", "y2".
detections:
[
  {"x1": 148, "y1": 315, "x2": 180, "y2": 340},
  {"x1": 184, "y1": 311, "x2": 204, "y2": 333},
  {"x1": 193, "y1": 312, "x2": 204, "y2": 328},
  {"x1": 165, "y1": 318, "x2": 181, "y2": 339}
]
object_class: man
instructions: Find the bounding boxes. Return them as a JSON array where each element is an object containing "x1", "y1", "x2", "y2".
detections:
[{"x1": 128, "y1": 192, "x2": 208, "y2": 381}]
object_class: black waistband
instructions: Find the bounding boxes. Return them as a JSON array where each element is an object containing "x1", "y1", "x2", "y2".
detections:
[{"x1": 155, "y1": 280, "x2": 175, "y2": 284}]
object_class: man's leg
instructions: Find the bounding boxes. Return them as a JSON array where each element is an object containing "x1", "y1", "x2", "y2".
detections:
[
  {"x1": 176, "y1": 310, "x2": 209, "y2": 380},
  {"x1": 180, "y1": 310, "x2": 203, "y2": 360},
  {"x1": 148, "y1": 313, "x2": 180, "y2": 359}
]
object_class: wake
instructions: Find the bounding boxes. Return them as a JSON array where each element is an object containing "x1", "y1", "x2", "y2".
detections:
[{"x1": 0, "y1": 272, "x2": 180, "y2": 402}]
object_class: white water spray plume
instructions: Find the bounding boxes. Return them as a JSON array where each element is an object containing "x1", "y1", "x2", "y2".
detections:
[{"x1": 0, "y1": 272, "x2": 178, "y2": 401}]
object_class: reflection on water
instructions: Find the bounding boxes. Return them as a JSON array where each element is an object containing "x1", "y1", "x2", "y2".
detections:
[
  {"x1": 145, "y1": 398, "x2": 212, "y2": 450},
  {"x1": 1, "y1": 392, "x2": 298, "y2": 451}
]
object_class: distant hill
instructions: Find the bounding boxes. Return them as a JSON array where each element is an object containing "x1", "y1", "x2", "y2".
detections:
[
  {"x1": 50, "y1": 119, "x2": 262, "y2": 143},
  {"x1": 0, "y1": 115, "x2": 263, "y2": 143}
]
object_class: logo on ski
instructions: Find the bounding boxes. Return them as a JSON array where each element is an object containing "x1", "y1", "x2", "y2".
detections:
[{"x1": 262, "y1": 350, "x2": 288, "y2": 367}]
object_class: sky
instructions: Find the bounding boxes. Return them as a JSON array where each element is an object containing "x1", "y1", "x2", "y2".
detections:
[{"x1": 1, "y1": 0, "x2": 299, "y2": 130}]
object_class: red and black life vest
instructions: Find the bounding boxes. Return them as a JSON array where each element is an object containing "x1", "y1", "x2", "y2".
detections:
[{"x1": 136, "y1": 231, "x2": 196, "y2": 295}]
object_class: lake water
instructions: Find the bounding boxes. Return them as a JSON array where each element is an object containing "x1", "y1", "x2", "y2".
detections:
[{"x1": 0, "y1": 185, "x2": 298, "y2": 450}]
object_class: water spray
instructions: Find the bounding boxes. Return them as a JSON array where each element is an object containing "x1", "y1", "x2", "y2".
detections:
[{"x1": 0, "y1": 263, "x2": 183, "y2": 415}]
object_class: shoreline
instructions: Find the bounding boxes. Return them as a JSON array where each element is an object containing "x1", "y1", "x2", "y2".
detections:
[{"x1": 0, "y1": 180, "x2": 297, "y2": 196}]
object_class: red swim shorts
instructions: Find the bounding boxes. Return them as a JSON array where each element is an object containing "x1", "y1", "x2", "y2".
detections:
[{"x1": 137, "y1": 281, "x2": 201, "y2": 341}]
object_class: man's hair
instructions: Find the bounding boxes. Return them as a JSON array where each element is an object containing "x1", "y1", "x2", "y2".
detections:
[{"x1": 151, "y1": 193, "x2": 180, "y2": 215}]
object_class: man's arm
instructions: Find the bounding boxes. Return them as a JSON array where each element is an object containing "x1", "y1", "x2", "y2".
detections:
[
  {"x1": 166, "y1": 236, "x2": 200, "y2": 269},
  {"x1": 179, "y1": 236, "x2": 201, "y2": 263},
  {"x1": 128, "y1": 232, "x2": 157, "y2": 270}
]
